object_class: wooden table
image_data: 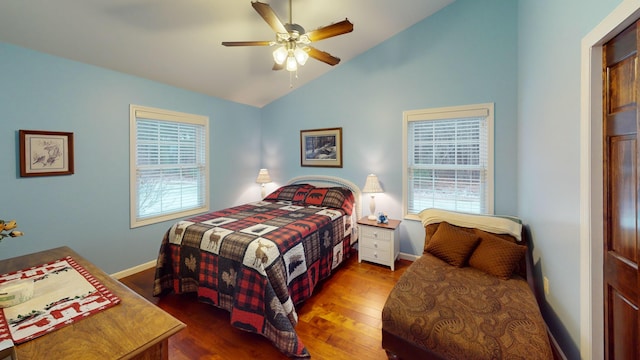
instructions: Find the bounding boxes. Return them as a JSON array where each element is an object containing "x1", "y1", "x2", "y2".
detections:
[{"x1": 0, "y1": 246, "x2": 185, "y2": 360}]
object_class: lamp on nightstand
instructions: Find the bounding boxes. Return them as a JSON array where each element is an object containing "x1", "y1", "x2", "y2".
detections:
[
  {"x1": 362, "y1": 174, "x2": 383, "y2": 220},
  {"x1": 256, "y1": 168, "x2": 272, "y2": 198}
]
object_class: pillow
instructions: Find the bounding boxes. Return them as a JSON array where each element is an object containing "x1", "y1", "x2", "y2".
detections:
[
  {"x1": 300, "y1": 187, "x2": 355, "y2": 215},
  {"x1": 264, "y1": 184, "x2": 315, "y2": 202},
  {"x1": 425, "y1": 222, "x2": 480, "y2": 267},
  {"x1": 468, "y1": 229, "x2": 527, "y2": 280},
  {"x1": 423, "y1": 223, "x2": 440, "y2": 253}
]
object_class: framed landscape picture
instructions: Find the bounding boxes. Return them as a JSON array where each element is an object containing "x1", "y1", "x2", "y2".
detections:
[
  {"x1": 19, "y1": 130, "x2": 74, "y2": 177},
  {"x1": 300, "y1": 127, "x2": 342, "y2": 167}
]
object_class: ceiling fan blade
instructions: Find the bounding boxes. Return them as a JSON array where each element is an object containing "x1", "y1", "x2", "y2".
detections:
[
  {"x1": 221, "y1": 41, "x2": 272, "y2": 46},
  {"x1": 272, "y1": 62, "x2": 284, "y2": 71},
  {"x1": 252, "y1": 1, "x2": 287, "y2": 34},
  {"x1": 305, "y1": 19, "x2": 353, "y2": 42},
  {"x1": 305, "y1": 46, "x2": 341, "y2": 66}
]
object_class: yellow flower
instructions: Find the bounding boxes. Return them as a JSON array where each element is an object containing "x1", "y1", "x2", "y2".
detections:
[
  {"x1": 3, "y1": 220, "x2": 17, "y2": 231},
  {"x1": 0, "y1": 219, "x2": 23, "y2": 241}
]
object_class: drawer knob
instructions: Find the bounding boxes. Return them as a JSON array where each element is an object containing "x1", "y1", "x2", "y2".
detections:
[
  {"x1": 374, "y1": 253, "x2": 378, "y2": 258},
  {"x1": 374, "y1": 243, "x2": 378, "y2": 248}
]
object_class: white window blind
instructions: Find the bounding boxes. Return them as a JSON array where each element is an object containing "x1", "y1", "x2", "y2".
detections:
[
  {"x1": 403, "y1": 104, "x2": 493, "y2": 217},
  {"x1": 130, "y1": 105, "x2": 209, "y2": 228}
]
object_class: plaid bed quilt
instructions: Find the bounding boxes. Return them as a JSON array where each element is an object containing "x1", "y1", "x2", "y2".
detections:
[{"x1": 153, "y1": 200, "x2": 355, "y2": 357}]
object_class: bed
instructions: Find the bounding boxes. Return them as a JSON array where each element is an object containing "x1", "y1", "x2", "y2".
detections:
[
  {"x1": 153, "y1": 175, "x2": 361, "y2": 358},
  {"x1": 382, "y1": 209, "x2": 554, "y2": 360}
]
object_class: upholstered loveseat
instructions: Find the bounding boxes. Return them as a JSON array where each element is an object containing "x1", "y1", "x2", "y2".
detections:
[{"x1": 382, "y1": 209, "x2": 554, "y2": 360}]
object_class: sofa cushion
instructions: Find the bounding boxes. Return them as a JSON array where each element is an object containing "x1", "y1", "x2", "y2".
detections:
[
  {"x1": 469, "y1": 229, "x2": 527, "y2": 280},
  {"x1": 425, "y1": 222, "x2": 480, "y2": 267}
]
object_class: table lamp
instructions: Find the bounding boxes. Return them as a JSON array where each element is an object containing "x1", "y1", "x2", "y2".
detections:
[
  {"x1": 362, "y1": 174, "x2": 383, "y2": 220},
  {"x1": 256, "y1": 168, "x2": 272, "y2": 198}
]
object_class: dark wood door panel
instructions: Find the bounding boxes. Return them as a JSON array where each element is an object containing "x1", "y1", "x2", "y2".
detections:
[
  {"x1": 607, "y1": 136, "x2": 637, "y2": 263},
  {"x1": 607, "y1": 286, "x2": 639, "y2": 360},
  {"x1": 606, "y1": 23, "x2": 638, "y2": 65},
  {"x1": 605, "y1": 251, "x2": 639, "y2": 300},
  {"x1": 606, "y1": 110, "x2": 637, "y2": 136},
  {"x1": 607, "y1": 57, "x2": 637, "y2": 115}
]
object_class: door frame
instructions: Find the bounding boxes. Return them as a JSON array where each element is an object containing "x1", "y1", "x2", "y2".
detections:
[{"x1": 581, "y1": 1, "x2": 640, "y2": 359}]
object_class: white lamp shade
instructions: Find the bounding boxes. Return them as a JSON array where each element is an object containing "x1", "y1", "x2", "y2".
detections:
[
  {"x1": 294, "y1": 47, "x2": 309, "y2": 65},
  {"x1": 256, "y1": 169, "x2": 272, "y2": 184},
  {"x1": 286, "y1": 55, "x2": 298, "y2": 72},
  {"x1": 362, "y1": 174, "x2": 383, "y2": 193},
  {"x1": 273, "y1": 47, "x2": 287, "y2": 65}
]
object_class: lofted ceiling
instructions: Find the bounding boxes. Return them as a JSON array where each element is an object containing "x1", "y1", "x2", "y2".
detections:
[{"x1": 0, "y1": 0, "x2": 454, "y2": 108}]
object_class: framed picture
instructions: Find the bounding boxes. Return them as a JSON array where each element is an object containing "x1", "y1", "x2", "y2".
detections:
[
  {"x1": 300, "y1": 127, "x2": 343, "y2": 167},
  {"x1": 19, "y1": 130, "x2": 74, "y2": 177}
]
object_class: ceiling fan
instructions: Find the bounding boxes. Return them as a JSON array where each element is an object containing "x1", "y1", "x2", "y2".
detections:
[{"x1": 222, "y1": 0, "x2": 354, "y2": 72}]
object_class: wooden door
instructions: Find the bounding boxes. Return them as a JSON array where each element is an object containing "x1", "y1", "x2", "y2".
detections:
[{"x1": 603, "y1": 21, "x2": 640, "y2": 360}]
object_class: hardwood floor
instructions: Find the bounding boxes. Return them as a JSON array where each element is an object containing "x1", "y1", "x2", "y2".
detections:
[{"x1": 119, "y1": 253, "x2": 411, "y2": 359}]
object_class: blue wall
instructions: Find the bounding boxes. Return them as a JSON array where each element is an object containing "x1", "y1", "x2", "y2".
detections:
[
  {"x1": 262, "y1": 0, "x2": 519, "y2": 257},
  {"x1": 0, "y1": 43, "x2": 261, "y2": 274},
  {"x1": 518, "y1": 0, "x2": 621, "y2": 358}
]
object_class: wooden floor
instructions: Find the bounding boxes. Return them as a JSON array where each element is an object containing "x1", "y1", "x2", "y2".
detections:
[{"x1": 119, "y1": 253, "x2": 411, "y2": 359}]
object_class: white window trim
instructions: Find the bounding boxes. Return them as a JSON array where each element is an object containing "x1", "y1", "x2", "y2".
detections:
[
  {"x1": 402, "y1": 103, "x2": 494, "y2": 221},
  {"x1": 129, "y1": 104, "x2": 210, "y2": 228}
]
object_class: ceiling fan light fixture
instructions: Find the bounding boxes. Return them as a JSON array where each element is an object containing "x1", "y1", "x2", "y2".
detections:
[
  {"x1": 286, "y1": 55, "x2": 298, "y2": 72},
  {"x1": 222, "y1": 1, "x2": 353, "y2": 77},
  {"x1": 273, "y1": 46, "x2": 288, "y2": 65},
  {"x1": 294, "y1": 47, "x2": 308, "y2": 65}
]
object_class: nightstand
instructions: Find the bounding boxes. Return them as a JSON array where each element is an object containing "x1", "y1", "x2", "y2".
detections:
[{"x1": 357, "y1": 217, "x2": 401, "y2": 270}]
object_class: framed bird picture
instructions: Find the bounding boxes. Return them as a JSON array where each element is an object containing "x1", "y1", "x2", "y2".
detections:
[{"x1": 19, "y1": 130, "x2": 74, "y2": 177}]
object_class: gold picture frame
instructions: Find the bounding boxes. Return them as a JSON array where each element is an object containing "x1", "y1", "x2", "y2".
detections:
[{"x1": 300, "y1": 127, "x2": 343, "y2": 168}]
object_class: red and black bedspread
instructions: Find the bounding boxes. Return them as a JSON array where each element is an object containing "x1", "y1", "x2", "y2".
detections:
[{"x1": 153, "y1": 191, "x2": 356, "y2": 357}]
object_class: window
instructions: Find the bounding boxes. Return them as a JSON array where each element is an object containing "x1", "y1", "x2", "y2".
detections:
[
  {"x1": 402, "y1": 103, "x2": 494, "y2": 219},
  {"x1": 130, "y1": 105, "x2": 209, "y2": 228}
]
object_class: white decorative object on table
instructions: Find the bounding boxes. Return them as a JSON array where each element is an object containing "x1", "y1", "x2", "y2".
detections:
[
  {"x1": 0, "y1": 279, "x2": 34, "y2": 308},
  {"x1": 362, "y1": 174, "x2": 383, "y2": 220}
]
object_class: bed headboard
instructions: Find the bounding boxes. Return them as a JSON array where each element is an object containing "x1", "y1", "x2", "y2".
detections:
[{"x1": 287, "y1": 175, "x2": 362, "y2": 220}]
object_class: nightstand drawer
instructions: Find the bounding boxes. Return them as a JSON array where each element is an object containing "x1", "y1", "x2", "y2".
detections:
[
  {"x1": 359, "y1": 226, "x2": 392, "y2": 241},
  {"x1": 360, "y1": 237, "x2": 391, "y2": 252},
  {"x1": 360, "y1": 247, "x2": 391, "y2": 264}
]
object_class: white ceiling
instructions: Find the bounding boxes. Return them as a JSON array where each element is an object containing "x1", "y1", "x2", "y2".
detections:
[{"x1": 0, "y1": 0, "x2": 453, "y2": 108}]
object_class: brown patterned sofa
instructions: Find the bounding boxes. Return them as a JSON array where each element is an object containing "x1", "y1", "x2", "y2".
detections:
[{"x1": 382, "y1": 209, "x2": 555, "y2": 360}]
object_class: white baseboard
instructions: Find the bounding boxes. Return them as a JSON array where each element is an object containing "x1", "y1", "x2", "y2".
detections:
[
  {"x1": 111, "y1": 259, "x2": 156, "y2": 279},
  {"x1": 398, "y1": 252, "x2": 420, "y2": 262}
]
